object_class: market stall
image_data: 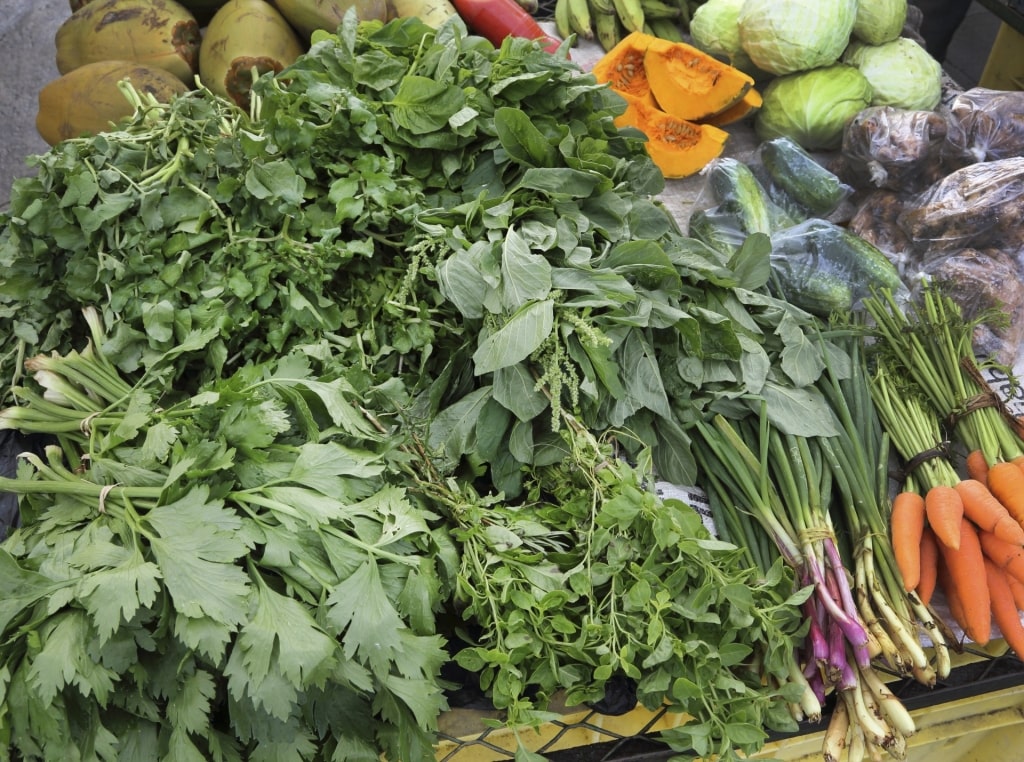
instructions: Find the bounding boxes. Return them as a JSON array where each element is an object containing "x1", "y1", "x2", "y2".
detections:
[{"x1": 2, "y1": 2, "x2": 1024, "y2": 762}]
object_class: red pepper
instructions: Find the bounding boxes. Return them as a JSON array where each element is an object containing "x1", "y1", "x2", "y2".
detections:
[{"x1": 450, "y1": 0, "x2": 564, "y2": 55}]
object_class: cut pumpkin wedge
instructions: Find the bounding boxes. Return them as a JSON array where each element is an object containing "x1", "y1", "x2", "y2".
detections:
[
  {"x1": 616, "y1": 98, "x2": 729, "y2": 179},
  {"x1": 701, "y1": 87, "x2": 763, "y2": 127},
  {"x1": 592, "y1": 31, "x2": 659, "y2": 108},
  {"x1": 643, "y1": 35, "x2": 755, "y2": 122}
]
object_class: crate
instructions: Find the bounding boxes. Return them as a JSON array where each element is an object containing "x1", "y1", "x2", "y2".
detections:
[
  {"x1": 979, "y1": 22, "x2": 1024, "y2": 90},
  {"x1": 434, "y1": 644, "x2": 1024, "y2": 762}
]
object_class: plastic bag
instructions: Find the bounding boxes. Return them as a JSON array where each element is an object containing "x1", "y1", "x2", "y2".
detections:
[
  {"x1": 847, "y1": 189, "x2": 916, "y2": 274},
  {"x1": 767, "y1": 218, "x2": 907, "y2": 317},
  {"x1": 896, "y1": 155, "x2": 1024, "y2": 254},
  {"x1": 915, "y1": 247, "x2": 1024, "y2": 365},
  {"x1": 836, "y1": 105, "x2": 948, "y2": 192},
  {"x1": 942, "y1": 87, "x2": 1024, "y2": 167}
]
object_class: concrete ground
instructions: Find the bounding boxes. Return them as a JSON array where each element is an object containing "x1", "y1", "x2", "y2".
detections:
[{"x1": 0, "y1": 1, "x2": 1005, "y2": 210}]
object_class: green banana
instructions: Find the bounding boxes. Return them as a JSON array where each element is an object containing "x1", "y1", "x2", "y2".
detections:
[
  {"x1": 611, "y1": 0, "x2": 644, "y2": 33},
  {"x1": 554, "y1": 0, "x2": 574, "y2": 41},
  {"x1": 588, "y1": 0, "x2": 616, "y2": 15},
  {"x1": 646, "y1": 17, "x2": 684, "y2": 41},
  {"x1": 567, "y1": 0, "x2": 595, "y2": 40},
  {"x1": 594, "y1": 10, "x2": 625, "y2": 52},
  {"x1": 639, "y1": 0, "x2": 680, "y2": 19}
]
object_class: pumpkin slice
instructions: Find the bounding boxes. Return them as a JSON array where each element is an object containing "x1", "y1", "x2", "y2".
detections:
[
  {"x1": 643, "y1": 36, "x2": 755, "y2": 122},
  {"x1": 617, "y1": 98, "x2": 729, "y2": 179},
  {"x1": 591, "y1": 31, "x2": 659, "y2": 109},
  {"x1": 701, "y1": 87, "x2": 763, "y2": 127}
]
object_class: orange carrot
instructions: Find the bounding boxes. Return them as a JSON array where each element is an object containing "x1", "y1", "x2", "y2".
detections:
[
  {"x1": 917, "y1": 526, "x2": 940, "y2": 605},
  {"x1": 979, "y1": 529, "x2": 1024, "y2": 585},
  {"x1": 891, "y1": 490, "x2": 925, "y2": 591},
  {"x1": 1008, "y1": 573, "x2": 1024, "y2": 612},
  {"x1": 955, "y1": 478, "x2": 1024, "y2": 545},
  {"x1": 984, "y1": 558, "x2": 1024, "y2": 659},
  {"x1": 936, "y1": 556, "x2": 965, "y2": 636},
  {"x1": 986, "y1": 461, "x2": 1024, "y2": 528},
  {"x1": 965, "y1": 448, "x2": 990, "y2": 485},
  {"x1": 925, "y1": 484, "x2": 963, "y2": 550},
  {"x1": 938, "y1": 517, "x2": 991, "y2": 645}
]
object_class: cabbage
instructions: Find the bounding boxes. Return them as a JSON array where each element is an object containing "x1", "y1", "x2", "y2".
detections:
[
  {"x1": 689, "y1": 0, "x2": 759, "y2": 75},
  {"x1": 755, "y1": 64, "x2": 874, "y2": 151},
  {"x1": 844, "y1": 37, "x2": 942, "y2": 111},
  {"x1": 852, "y1": 0, "x2": 907, "y2": 45},
  {"x1": 738, "y1": 0, "x2": 857, "y2": 76}
]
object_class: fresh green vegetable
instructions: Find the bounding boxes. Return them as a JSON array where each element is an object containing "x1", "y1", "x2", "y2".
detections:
[
  {"x1": 737, "y1": 0, "x2": 857, "y2": 76},
  {"x1": 755, "y1": 63, "x2": 874, "y2": 151},
  {"x1": 0, "y1": 11, "x2": 843, "y2": 762},
  {"x1": 851, "y1": 0, "x2": 907, "y2": 46},
  {"x1": 706, "y1": 157, "x2": 793, "y2": 236},
  {"x1": 767, "y1": 219, "x2": 903, "y2": 317},
  {"x1": 688, "y1": 0, "x2": 758, "y2": 74},
  {"x1": 759, "y1": 136, "x2": 851, "y2": 216},
  {"x1": 843, "y1": 37, "x2": 943, "y2": 111}
]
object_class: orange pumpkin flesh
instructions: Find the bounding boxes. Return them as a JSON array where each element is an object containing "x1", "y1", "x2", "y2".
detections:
[
  {"x1": 617, "y1": 98, "x2": 729, "y2": 179},
  {"x1": 643, "y1": 35, "x2": 755, "y2": 122},
  {"x1": 591, "y1": 31, "x2": 659, "y2": 108},
  {"x1": 702, "y1": 87, "x2": 763, "y2": 127}
]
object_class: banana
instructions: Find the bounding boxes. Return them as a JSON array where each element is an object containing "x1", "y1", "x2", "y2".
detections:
[
  {"x1": 639, "y1": 0, "x2": 680, "y2": 19},
  {"x1": 610, "y1": 0, "x2": 644, "y2": 33},
  {"x1": 646, "y1": 17, "x2": 683, "y2": 41},
  {"x1": 588, "y1": 0, "x2": 616, "y2": 15},
  {"x1": 594, "y1": 10, "x2": 624, "y2": 52},
  {"x1": 567, "y1": 0, "x2": 595, "y2": 40},
  {"x1": 554, "y1": 0, "x2": 574, "y2": 41}
]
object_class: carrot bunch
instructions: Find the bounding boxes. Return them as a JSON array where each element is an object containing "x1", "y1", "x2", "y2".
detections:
[{"x1": 865, "y1": 285, "x2": 1024, "y2": 658}]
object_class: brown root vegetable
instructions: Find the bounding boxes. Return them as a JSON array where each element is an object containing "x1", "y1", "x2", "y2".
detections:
[
  {"x1": 847, "y1": 188, "x2": 915, "y2": 270},
  {"x1": 896, "y1": 156, "x2": 1024, "y2": 253},
  {"x1": 36, "y1": 59, "x2": 189, "y2": 146},
  {"x1": 919, "y1": 247, "x2": 1024, "y2": 364},
  {"x1": 838, "y1": 105, "x2": 948, "y2": 192},
  {"x1": 943, "y1": 88, "x2": 1024, "y2": 167}
]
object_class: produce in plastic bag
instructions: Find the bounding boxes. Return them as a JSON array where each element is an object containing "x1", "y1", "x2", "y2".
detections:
[
  {"x1": 943, "y1": 87, "x2": 1024, "y2": 166},
  {"x1": 836, "y1": 105, "x2": 948, "y2": 191},
  {"x1": 767, "y1": 218, "x2": 905, "y2": 316},
  {"x1": 759, "y1": 136, "x2": 853, "y2": 216},
  {"x1": 917, "y1": 247, "x2": 1024, "y2": 365},
  {"x1": 847, "y1": 188, "x2": 914, "y2": 271},
  {"x1": 897, "y1": 155, "x2": 1024, "y2": 253}
]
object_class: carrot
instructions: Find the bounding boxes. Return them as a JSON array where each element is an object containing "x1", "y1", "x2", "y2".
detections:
[
  {"x1": 984, "y1": 558, "x2": 1024, "y2": 659},
  {"x1": 936, "y1": 556, "x2": 965, "y2": 637},
  {"x1": 890, "y1": 490, "x2": 925, "y2": 591},
  {"x1": 955, "y1": 478, "x2": 1024, "y2": 545},
  {"x1": 1008, "y1": 573, "x2": 1024, "y2": 612},
  {"x1": 917, "y1": 526, "x2": 940, "y2": 605},
  {"x1": 979, "y1": 529, "x2": 1024, "y2": 585},
  {"x1": 937, "y1": 517, "x2": 991, "y2": 645},
  {"x1": 924, "y1": 484, "x2": 963, "y2": 550},
  {"x1": 449, "y1": 0, "x2": 564, "y2": 54},
  {"x1": 985, "y1": 460, "x2": 1024, "y2": 528},
  {"x1": 965, "y1": 448, "x2": 990, "y2": 485}
]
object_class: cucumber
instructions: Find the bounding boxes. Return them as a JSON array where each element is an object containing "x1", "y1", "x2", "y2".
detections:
[
  {"x1": 760, "y1": 137, "x2": 851, "y2": 216},
  {"x1": 769, "y1": 219, "x2": 903, "y2": 316},
  {"x1": 687, "y1": 204, "x2": 748, "y2": 256},
  {"x1": 707, "y1": 158, "x2": 797, "y2": 236}
]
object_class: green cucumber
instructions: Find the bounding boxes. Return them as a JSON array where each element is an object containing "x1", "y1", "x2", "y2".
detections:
[
  {"x1": 687, "y1": 204, "x2": 748, "y2": 256},
  {"x1": 760, "y1": 137, "x2": 851, "y2": 216},
  {"x1": 769, "y1": 219, "x2": 903, "y2": 316},
  {"x1": 707, "y1": 158, "x2": 796, "y2": 236}
]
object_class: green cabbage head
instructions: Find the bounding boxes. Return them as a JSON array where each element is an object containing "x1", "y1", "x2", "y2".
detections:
[
  {"x1": 689, "y1": 0, "x2": 759, "y2": 75},
  {"x1": 852, "y1": 0, "x2": 907, "y2": 45},
  {"x1": 844, "y1": 37, "x2": 942, "y2": 111},
  {"x1": 755, "y1": 64, "x2": 874, "y2": 151},
  {"x1": 739, "y1": 0, "x2": 857, "y2": 76}
]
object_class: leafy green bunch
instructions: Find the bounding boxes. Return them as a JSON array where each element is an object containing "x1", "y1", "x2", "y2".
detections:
[{"x1": 0, "y1": 312, "x2": 456, "y2": 761}]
